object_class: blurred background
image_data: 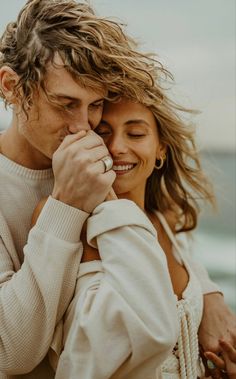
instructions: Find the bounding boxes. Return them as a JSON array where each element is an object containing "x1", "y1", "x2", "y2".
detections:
[{"x1": 0, "y1": 0, "x2": 235, "y2": 310}]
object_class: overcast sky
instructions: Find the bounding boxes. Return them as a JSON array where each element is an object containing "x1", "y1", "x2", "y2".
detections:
[{"x1": 0, "y1": 0, "x2": 235, "y2": 151}]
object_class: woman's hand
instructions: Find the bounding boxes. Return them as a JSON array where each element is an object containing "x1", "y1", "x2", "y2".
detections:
[
  {"x1": 80, "y1": 222, "x2": 101, "y2": 263},
  {"x1": 204, "y1": 340, "x2": 236, "y2": 379},
  {"x1": 81, "y1": 188, "x2": 117, "y2": 262},
  {"x1": 199, "y1": 293, "x2": 236, "y2": 378},
  {"x1": 31, "y1": 197, "x2": 48, "y2": 226}
]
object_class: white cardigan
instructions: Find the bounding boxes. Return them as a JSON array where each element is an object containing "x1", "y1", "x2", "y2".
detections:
[{"x1": 54, "y1": 200, "x2": 179, "y2": 379}]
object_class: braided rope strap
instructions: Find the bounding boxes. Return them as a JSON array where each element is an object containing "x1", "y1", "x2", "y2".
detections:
[{"x1": 177, "y1": 299, "x2": 199, "y2": 379}]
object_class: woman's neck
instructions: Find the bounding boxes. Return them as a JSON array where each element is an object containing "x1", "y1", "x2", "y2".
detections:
[{"x1": 117, "y1": 193, "x2": 145, "y2": 210}]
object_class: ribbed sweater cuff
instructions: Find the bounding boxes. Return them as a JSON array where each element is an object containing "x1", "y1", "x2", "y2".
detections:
[{"x1": 36, "y1": 196, "x2": 89, "y2": 242}]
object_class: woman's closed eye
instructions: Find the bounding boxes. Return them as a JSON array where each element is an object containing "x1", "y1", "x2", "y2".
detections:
[
  {"x1": 94, "y1": 126, "x2": 111, "y2": 137},
  {"x1": 128, "y1": 132, "x2": 146, "y2": 138}
]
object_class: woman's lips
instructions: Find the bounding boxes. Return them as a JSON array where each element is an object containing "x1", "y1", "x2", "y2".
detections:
[{"x1": 112, "y1": 162, "x2": 136, "y2": 174}]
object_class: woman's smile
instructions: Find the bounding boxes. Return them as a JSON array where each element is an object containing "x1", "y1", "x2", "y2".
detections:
[{"x1": 112, "y1": 161, "x2": 137, "y2": 175}]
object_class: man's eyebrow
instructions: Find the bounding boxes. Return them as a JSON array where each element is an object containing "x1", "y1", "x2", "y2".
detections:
[
  {"x1": 52, "y1": 94, "x2": 104, "y2": 103},
  {"x1": 52, "y1": 94, "x2": 79, "y2": 101}
]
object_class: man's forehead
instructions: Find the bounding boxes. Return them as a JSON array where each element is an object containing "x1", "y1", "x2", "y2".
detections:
[
  {"x1": 46, "y1": 53, "x2": 66, "y2": 76},
  {"x1": 43, "y1": 53, "x2": 107, "y2": 99}
]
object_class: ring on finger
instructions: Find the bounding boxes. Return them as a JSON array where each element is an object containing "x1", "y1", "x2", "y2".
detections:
[
  {"x1": 101, "y1": 156, "x2": 113, "y2": 173},
  {"x1": 206, "y1": 359, "x2": 217, "y2": 370}
]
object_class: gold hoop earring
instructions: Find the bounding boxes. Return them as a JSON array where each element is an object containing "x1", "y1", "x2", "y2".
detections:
[{"x1": 155, "y1": 154, "x2": 166, "y2": 170}]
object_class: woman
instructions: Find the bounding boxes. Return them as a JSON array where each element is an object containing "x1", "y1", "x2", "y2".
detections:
[{"x1": 55, "y1": 97, "x2": 235, "y2": 379}]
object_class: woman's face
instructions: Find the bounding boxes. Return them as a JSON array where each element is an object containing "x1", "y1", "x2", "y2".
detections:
[{"x1": 95, "y1": 98, "x2": 166, "y2": 208}]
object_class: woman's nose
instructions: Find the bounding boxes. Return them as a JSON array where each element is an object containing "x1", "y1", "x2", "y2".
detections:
[{"x1": 108, "y1": 135, "x2": 128, "y2": 156}]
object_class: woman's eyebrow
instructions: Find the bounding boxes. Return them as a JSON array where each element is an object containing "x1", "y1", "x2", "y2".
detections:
[
  {"x1": 99, "y1": 119, "x2": 149, "y2": 127},
  {"x1": 125, "y1": 119, "x2": 149, "y2": 127}
]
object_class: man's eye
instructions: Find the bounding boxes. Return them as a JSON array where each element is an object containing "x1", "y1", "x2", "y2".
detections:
[
  {"x1": 63, "y1": 102, "x2": 77, "y2": 110},
  {"x1": 90, "y1": 101, "x2": 104, "y2": 109}
]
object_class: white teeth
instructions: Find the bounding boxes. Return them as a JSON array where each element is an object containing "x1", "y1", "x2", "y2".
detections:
[{"x1": 113, "y1": 164, "x2": 134, "y2": 171}]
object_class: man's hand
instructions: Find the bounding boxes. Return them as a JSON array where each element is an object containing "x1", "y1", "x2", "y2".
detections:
[
  {"x1": 199, "y1": 293, "x2": 236, "y2": 378},
  {"x1": 52, "y1": 130, "x2": 116, "y2": 213}
]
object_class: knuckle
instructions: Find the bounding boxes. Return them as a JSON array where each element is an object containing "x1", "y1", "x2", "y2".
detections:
[
  {"x1": 93, "y1": 132, "x2": 104, "y2": 143},
  {"x1": 88, "y1": 130, "x2": 103, "y2": 142},
  {"x1": 83, "y1": 166, "x2": 94, "y2": 179},
  {"x1": 76, "y1": 153, "x2": 92, "y2": 167}
]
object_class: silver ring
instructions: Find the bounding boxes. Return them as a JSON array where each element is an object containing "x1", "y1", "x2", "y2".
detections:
[
  {"x1": 101, "y1": 156, "x2": 113, "y2": 173},
  {"x1": 206, "y1": 359, "x2": 216, "y2": 370}
]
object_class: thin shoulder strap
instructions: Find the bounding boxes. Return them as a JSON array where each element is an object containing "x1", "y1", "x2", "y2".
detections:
[{"x1": 155, "y1": 211, "x2": 183, "y2": 264}]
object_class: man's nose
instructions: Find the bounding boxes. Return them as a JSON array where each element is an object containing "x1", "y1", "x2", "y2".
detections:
[
  {"x1": 68, "y1": 121, "x2": 91, "y2": 134},
  {"x1": 68, "y1": 111, "x2": 91, "y2": 134}
]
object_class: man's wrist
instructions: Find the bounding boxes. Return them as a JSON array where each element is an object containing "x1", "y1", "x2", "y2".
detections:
[{"x1": 35, "y1": 196, "x2": 89, "y2": 242}]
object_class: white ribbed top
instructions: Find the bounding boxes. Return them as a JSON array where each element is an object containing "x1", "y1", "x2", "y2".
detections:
[{"x1": 157, "y1": 212, "x2": 204, "y2": 379}]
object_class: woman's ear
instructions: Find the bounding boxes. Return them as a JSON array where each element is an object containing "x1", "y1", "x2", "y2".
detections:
[
  {"x1": 156, "y1": 142, "x2": 167, "y2": 160},
  {"x1": 0, "y1": 66, "x2": 19, "y2": 104}
]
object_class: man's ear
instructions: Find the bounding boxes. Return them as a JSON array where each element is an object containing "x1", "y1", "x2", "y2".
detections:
[{"x1": 0, "y1": 66, "x2": 19, "y2": 104}]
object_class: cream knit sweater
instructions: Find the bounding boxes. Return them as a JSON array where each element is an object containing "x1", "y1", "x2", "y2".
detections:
[{"x1": 0, "y1": 153, "x2": 88, "y2": 378}]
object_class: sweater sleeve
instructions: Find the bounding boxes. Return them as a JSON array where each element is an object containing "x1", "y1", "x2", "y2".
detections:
[
  {"x1": 0, "y1": 196, "x2": 88, "y2": 375},
  {"x1": 55, "y1": 200, "x2": 179, "y2": 379}
]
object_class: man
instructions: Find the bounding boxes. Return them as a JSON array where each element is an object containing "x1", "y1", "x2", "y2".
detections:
[{"x1": 0, "y1": 0, "x2": 235, "y2": 378}]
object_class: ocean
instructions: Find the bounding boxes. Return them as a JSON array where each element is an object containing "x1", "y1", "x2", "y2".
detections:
[{"x1": 193, "y1": 151, "x2": 236, "y2": 311}]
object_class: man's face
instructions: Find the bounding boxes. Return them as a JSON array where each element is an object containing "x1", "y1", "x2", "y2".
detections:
[{"x1": 16, "y1": 56, "x2": 106, "y2": 169}]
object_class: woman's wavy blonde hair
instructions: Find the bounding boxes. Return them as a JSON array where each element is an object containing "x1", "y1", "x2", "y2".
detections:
[
  {"x1": 144, "y1": 92, "x2": 215, "y2": 233},
  {"x1": 0, "y1": 0, "x2": 214, "y2": 231}
]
